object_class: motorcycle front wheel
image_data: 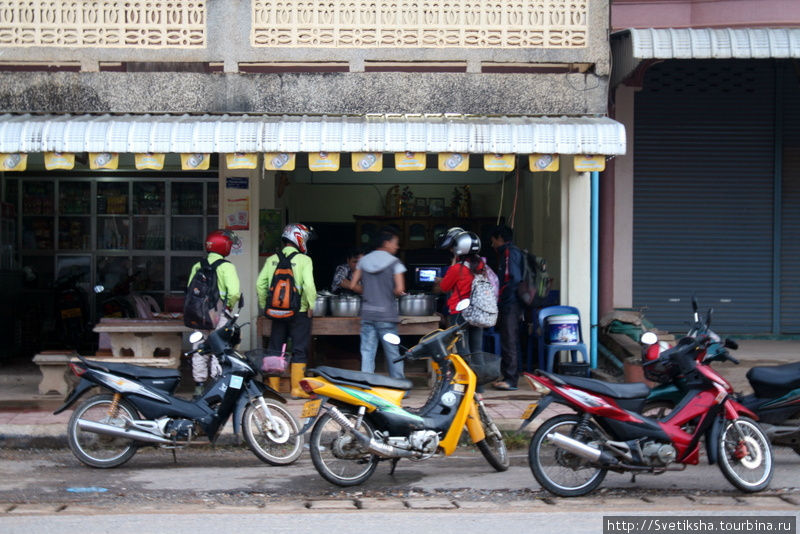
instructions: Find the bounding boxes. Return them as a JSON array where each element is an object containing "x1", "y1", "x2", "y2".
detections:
[
  {"x1": 67, "y1": 394, "x2": 139, "y2": 468},
  {"x1": 475, "y1": 398, "x2": 509, "y2": 471},
  {"x1": 529, "y1": 413, "x2": 607, "y2": 497},
  {"x1": 242, "y1": 399, "x2": 303, "y2": 465},
  {"x1": 309, "y1": 409, "x2": 379, "y2": 486},
  {"x1": 718, "y1": 417, "x2": 773, "y2": 492}
]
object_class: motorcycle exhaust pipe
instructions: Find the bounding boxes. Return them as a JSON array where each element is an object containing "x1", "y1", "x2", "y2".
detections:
[
  {"x1": 326, "y1": 406, "x2": 416, "y2": 458},
  {"x1": 77, "y1": 419, "x2": 174, "y2": 445},
  {"x1": 545, "y1": 432, "x2": 619, "y2": 466}
]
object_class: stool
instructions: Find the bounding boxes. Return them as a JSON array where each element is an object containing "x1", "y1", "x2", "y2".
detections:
[{"x1": 538, "y1": 305, "x2": 589, "y2": 376}]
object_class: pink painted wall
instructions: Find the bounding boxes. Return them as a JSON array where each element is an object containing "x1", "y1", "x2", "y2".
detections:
[{"x1": 612, "y1": 0, "x2": 800, "y2": 31}]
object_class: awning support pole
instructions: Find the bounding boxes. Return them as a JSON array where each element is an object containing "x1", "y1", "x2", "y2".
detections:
[{"x1": 591, "y1": 170, "x2": 599, "y2": 369}]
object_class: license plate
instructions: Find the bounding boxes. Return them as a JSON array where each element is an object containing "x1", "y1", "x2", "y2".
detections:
[
  {"x1": 61, "y1": 308, "x2": 82, "y2": 319},
  {"x1": 521, "y1": 402, "x2": 538, "y2": 420},
  {"x1": 301, "y1": 399, "x2": 321, "y2": 418}
]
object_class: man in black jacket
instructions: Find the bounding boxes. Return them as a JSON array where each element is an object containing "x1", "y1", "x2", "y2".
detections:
[{"x1": 491, "y1": 225, "x2": 523, "y2": 390}]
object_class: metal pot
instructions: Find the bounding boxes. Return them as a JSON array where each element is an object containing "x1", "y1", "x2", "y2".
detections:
[
  {"x1": 313, "y1": 294, "x2": 329, "y2": 317},
  {"x1": 329, "y1": 295, "x2": 361, "y2": 317},
  {"x1": 399, "y1": 293, "x2": 436, "y2": 316}
]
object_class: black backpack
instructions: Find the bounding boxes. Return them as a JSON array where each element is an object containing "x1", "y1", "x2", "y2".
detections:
[
  {"x1": 264, "y1": 251, "x2": 301, "y2": 320},
  {"x1": 183, "y1": 258, "x2": 227, "y2": 330}
]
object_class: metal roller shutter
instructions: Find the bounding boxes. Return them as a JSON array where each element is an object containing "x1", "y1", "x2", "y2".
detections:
[
  {"x1": 781, "y1": 62, "x2": 800, "y2": 334},
  {"x1": 633, "y1": 59, "x2": 775, "y2": 334}
]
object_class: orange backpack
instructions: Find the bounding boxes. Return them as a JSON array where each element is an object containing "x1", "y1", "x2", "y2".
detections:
[{"x1": 265, "y1": 251, "x2": 301, "y2": 320}]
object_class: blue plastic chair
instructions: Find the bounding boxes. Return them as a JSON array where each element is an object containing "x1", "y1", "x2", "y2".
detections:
[
  {"x1": 482, "y1": 326, "x2": 501, "y2": 355},
  {"x1": 537, "y1": 305, "x2": 589, "y2": 374}
]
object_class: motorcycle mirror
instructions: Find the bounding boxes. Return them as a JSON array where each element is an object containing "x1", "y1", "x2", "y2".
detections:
[
  {"x1": 238, "y1": 294, "x2": 245, "y2": 309},
  {"x1": 706, "y1": 308, "x2": 713, "y2": 327},
  {"x1": 455, "y1": 299, "x2": 470, "y2": 312},
  {"x1": 640, "y1": 332, "x2": 658, "y2": 345},
  {"x1": 691, "y1": 295, "x2": 698, "y2": 312},
  {"x1": 724, "y1": 338, "x2": 739, "y2": 350},
  {"x1": 382, "y1": 333, "x2": 401, "y2": 345},
  {"x1": 93, "y1": 285, "x2": 105, "y2": 294},
  {"x1": 189, "y1": 331, "x2": 204, "y2": 344}
]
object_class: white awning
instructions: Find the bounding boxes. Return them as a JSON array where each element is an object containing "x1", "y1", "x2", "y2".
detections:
[
  {"x1": 611, "y1": 27, "x2": 800, "y2": 86},
  {"x1": 0, "y1": 113, "x2": 626, "y2": 156}
]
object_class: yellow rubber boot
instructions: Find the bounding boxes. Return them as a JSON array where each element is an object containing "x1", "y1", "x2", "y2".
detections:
[
  {"x1": 267, "y1": 376, "x2": 281, "y2": 391},
  {"x1": 290, "y1": 363, "x2": 309, "y2": 399}
]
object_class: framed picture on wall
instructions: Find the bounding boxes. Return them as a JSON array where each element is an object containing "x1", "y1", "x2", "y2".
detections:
[
  {"x1": 413, "y1": 197, "x2": 428, "y2": 216},
  {"x1": 429, "y1": 197, "x2": 445, "y2": 217}
]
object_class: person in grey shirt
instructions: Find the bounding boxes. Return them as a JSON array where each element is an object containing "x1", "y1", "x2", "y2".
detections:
[{"x1": 349, "y1": 227, "x2": 407, "y2": 379}]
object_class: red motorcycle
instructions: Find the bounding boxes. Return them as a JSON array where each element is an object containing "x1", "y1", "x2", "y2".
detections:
[{"x1": 519, "y1": 336, "x2": 773, "y2": 497}]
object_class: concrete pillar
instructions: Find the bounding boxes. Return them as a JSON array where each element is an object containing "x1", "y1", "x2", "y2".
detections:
[
  {"x1": 613, "y1": 85, "x2": 636, "y2": 309},
  {"x1": 560, "y1": 159, "x2": 592, "y2": 349}
]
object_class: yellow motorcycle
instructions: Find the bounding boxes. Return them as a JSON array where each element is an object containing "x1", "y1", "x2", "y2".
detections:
[{"x1": 298, "y1": 308, "x2": 509, "y2": 486}]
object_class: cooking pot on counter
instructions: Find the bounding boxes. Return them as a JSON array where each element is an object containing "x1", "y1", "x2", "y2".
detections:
[
  {"x1": 329, "y1": 295, "x2": 361, "y2": 317},
  {"x1": 313, "y1": 294, "x2": 330, "y2": 316},
  {"x1": 399, "y1": 293, "x2": 436, "y2": 316}
]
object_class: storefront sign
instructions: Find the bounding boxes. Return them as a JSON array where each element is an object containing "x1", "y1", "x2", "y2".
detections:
[
  {"x1": 483, "y1": 154, "x2": 515, "y2": 172},
  {"x1": 45, "y1": 152, "x2": 75, "y2": 170},
  {"x1": 308, "y1": 152, "x2": 340, "y2": 172},
  {"x1": 1, "y1": 153, "x2": 26, "y2": 171},
  {"x1": 394, "y1": 152, "x2": 426, "y2": 171},
  {"x1": 181, "y1": 153, "x2": 210, "y2": 170},
  {"x1": 574, "y1": 155, "x2": 605, "y2": 172},
  {"x1": 529, "y1": 154, "x2": 559, "y2": 172},
  {"x1": 438, "y1": 153, "x2": 469, "y2": 172},
  {"x1": 352, "y1": 152, "x2": 383, "y2": 172},
  {"x1": 264, "y1": 153, "x2": 296, "y2": 171},
  {"x1": 135, "y1": 153, "x2": 165, "y2": 170},
  {"x1": 89, "y1": 153, "x2": 119, "y2": 170},
  {"x1": 226, "y1": 153, "x2": 258, "y2": 170},
  {"x1": 225, "y1": 177, "x2": 249, "y2": 230}
]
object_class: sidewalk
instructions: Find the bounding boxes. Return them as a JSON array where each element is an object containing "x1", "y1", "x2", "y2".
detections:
[{"x1": 1, "y1": 339, "x2": 796, "y2": 448}]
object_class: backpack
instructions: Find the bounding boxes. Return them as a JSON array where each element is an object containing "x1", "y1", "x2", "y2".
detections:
[
  {"x1": 183, "y1": 258, "x2": 226, "y2": 330},
  {"x1": 517, "y1": 250, "x2": 551, "y2": 307},
  {"x1": 462, "y1": 271, "x2": 498, "y2": 328},
  {"x1": 264, "y1": 250, "x2": 301, "y2": 320}
]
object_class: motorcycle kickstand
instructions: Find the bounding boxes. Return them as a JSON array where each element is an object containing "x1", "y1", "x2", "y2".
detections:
[
  {"x1": 172, "y1": 449, "x2": 177, "y2": 464},
  {"x1": 389, "y1": 458, "x2": 400, "y2": 476}
]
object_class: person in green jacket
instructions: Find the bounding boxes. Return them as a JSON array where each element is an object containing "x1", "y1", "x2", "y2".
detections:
[
  {"x1": 256, "y1": 223, "x2": 317, "y2": 398},
  {"x1": 187, "y1": 229, "x2": 241, "y2": 396}
]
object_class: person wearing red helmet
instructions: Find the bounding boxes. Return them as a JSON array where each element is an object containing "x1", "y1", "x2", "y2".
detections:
[
  {"x1": 257, "y1": 223, "x2": 317, "y2": 398},
  {"x1": 187, "y1": 229, "x2": 241, "y2": 396}
]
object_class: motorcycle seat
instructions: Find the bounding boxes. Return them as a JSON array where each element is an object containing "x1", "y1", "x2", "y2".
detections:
[
  {"x1": 747, "y1": 362, "x2": 800, "y2": 398},
  {"x1": 558, "y1": 374, "x2": 651, "y2": 400},
  {"x1": 311, "y1": 366, "x2": 413, "y2": 391},
  {"x1": 83, "y1": 359, "x2": 181, "y2": 380}
]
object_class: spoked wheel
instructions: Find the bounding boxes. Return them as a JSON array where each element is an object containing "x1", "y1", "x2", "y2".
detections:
[
  {"x1": 67, "y1": 394, "x2": 139, "y2": 468},
  {"x1": 718, "y1": 417, "x2": 773, "y2": 492},
  {"x1": 309, "y1": 410, "x2": 379, "y2": 486},
  {"x1": 528, "y1": 414, "x2": 607, "y2": 497},
  {"x1": 242, "y1": 399, "x2": 303, "y2": 465},
  {"x1": 475, "y1": 398, "x2": 509, "y2": 471}
]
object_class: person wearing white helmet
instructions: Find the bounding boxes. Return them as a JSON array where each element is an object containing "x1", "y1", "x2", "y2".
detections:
[{"x1": 256, "y1": 223, "x2": 317, "y2": 398}]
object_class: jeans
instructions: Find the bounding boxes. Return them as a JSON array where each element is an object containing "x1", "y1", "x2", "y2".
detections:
[
  {"x1": 360, "y1": 320, "x2": 404, "y2": 379},
  {"x1": 447, "y1": 314, "x2": 484, "y2": 355}
]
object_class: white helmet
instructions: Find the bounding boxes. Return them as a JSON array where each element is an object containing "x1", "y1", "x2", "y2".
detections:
[
  {"x1": 438, "y1": 227, "x2": 465, "y2": 250},
  {"x1": 281, "y1": 223, "x2": 314, "y2": 253},
  {"x1": 452, "y1": 231, "x2": 481, "y2": 256}
]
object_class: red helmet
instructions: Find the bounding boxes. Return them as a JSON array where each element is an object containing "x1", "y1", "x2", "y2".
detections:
[
  {"x1": 281, "y1": 223, "x2": 314, "y2": 253},
  {"x1": 205, "y1": 229, "x2": 239, "y2": 257}
]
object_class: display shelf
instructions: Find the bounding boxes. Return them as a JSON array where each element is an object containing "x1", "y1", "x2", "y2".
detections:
[
  {"x1": 59, "y1": 182, "x2": 91, "y2": 215},
  {"x1": 22, "y1": 181, "x2": 54, "y2": 215},
  {"x1": 172, "y1": 182, "x2": 203, "y2": 215},
  {"x1": 133, "y1": 182, "x2": 165, "y2": 215},
  {"x1": 133, "y1": 217, "x2": 165, "y2": 250},
  {"x1": 58, "y1": 217, "x2": 91, "y2": 250},
  {"x1": 97, "y1": 182, "x2": 129, "y2": 215}
]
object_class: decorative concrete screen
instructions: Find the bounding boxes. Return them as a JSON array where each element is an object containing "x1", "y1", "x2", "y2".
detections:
[
  {"x1": 252, "y1": 0, "x2": 587, "y2": 48},
  {"x1": 0, "y1": 1, "x2": 206, "y2": 48}
]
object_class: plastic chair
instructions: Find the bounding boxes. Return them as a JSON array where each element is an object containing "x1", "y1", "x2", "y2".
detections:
[
  {"x1": 538, "y1": 305, "x2": 589, "y2": 375},
  {"x1": 482, "y1": 326, "x2": 501, "y2": 355}
]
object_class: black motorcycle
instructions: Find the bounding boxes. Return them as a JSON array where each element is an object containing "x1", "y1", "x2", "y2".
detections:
[{"x1": 54, "y1": 303, "x2": 303, "y2": 468}]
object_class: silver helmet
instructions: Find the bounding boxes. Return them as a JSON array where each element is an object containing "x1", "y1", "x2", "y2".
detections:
[{"x1": 452, "y1": 231, "x2": 481, "y2": 256}]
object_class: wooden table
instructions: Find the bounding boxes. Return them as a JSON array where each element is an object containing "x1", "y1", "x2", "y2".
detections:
[
  {"x1": 257, "y1": 315, "x2": 441, "y2": 338},
  {"x1": 93, "y1": 318, "x2": 191, "y2": 367}
]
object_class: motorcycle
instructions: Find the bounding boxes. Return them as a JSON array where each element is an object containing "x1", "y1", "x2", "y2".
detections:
[
  {"x1": 298, "y1": 301, "x2": 509, "y2": 486},
  {"x1": 642, "y1": 299, "x2": 800, "y2": 454},
  {"x1": 54, "y1": 301, "x2": 303, "y2": 468},
  {"x1": 519, "y1": 336, "x2": 774, "y2": 496}
]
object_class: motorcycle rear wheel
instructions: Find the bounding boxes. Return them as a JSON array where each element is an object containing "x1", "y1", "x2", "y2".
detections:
[
  {"x1": 529, "y1": 414, "x2": 607, "y2": 497},
  {"x1": 242, "y1": 399, "x2": 303, "y2": 465},
  {"x1": 718, "y1": 417, "x2": 773, "y2": 492},
  {"x1": 309, "y1": 410, "x2": 378, "y2": 486},
  {"x1": 67, "y1": 394, "x2": 138, "y2": 468},
  {"x1": 475, "y1": 399, "x2": 509, "y2": 471}
]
